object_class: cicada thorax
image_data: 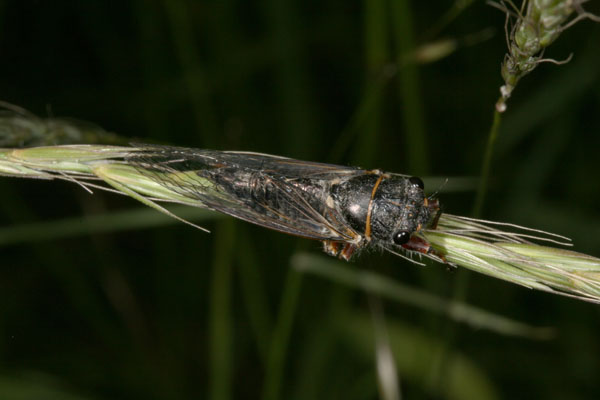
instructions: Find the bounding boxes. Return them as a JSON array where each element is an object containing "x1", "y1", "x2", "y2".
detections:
[
  {"x1": 330, "y1": 173, "x2": 432, "y2": 246},
  {"x1": 330, "y1": 174, "x2": 378, "y2": 235}
]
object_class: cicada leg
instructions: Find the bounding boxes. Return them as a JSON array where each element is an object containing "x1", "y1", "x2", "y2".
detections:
[
  {"x1": 401, "y1": 236, "x2": 449, "y2": 265},
  {"x1": 323, "y1": 240, "x2": 358, "y2": 261},
  {"x1": 339, "y1": 243, "x2": 358, "y2": 261},
  {"x1": 425, "y1": 198, "x2": 442, "y2": 230}
]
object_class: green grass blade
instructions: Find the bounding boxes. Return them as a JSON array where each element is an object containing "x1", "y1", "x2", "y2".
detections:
[
  {"x1": 210, "y1": 220, "x2": 236, "y2": 400},
  {"x1": 262, "y1": 268, "x2": 303, "y2": 400},
  {"x1": 292, "y1": 253, "x2": 554, "y2": 339},
  {"x1": 0, "y1": 206, "x2": 218, "y2": 247}
]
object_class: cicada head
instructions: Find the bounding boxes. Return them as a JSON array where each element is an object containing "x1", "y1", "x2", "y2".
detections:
[
  {"x1": 332, "y1": 174, "x2": 440, "y2": 250},
  {"x1": 369, "y1": 176, "x2": 439, "y2": 248}
]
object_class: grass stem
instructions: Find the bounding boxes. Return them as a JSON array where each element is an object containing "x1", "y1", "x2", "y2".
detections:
[
  {"x1": 262, "y1": 268, "x2": 302, "y2": 400},
  {"x1": 472, "y1": 106, "x2": 503, "y2": 218},
  {"x1": 210, "y1": 219, "x2": 236, "y2": 400}
]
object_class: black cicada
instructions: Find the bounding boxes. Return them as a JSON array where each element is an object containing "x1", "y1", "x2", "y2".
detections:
[{"x1": 128, "y1": 146, "x2": 442, "y2": 261}]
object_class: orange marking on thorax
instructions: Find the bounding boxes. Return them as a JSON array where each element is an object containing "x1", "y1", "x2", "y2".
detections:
[{"x1": 364, "y1": 174, "x2": 385, "y2": 241}]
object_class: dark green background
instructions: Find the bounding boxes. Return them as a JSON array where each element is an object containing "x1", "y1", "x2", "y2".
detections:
[{"x1": 1, "y1": 1, "x2": 599, "y2": 399}]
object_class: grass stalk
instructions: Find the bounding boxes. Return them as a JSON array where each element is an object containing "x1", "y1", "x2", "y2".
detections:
[
  {"x1": 236, "y1": 236, "x2": 274, "y2": 364},
  {"x1": 262, "y1": 269, "x2": 302, "y2": 400},
  {"x1": 265, "y1": 0, "x2": 315, "y2": 158},
  {"x1": 210, "y1": 219, "x2": 236, "y2": 400},
  {"x1": 0, "y1": 205, "x2": 217, "y2": 247},
  {"x1": 354, "y1": 0, "x2": 388, "y2": 166},
  {"x1": 292, "y1": 253, "x2": 554, "y2": 339},
  {"x1": 164, "y1": 0, "x2": 218, "y2": 147},
  {"x1": 391, "y1": 0, "x2": 428, "y2": 175},
  {"x1": 472, "y1": 107, "x2": 503, "y2": 218}
]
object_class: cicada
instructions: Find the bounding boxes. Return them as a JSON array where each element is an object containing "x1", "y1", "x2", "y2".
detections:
[{"x1": 128, "y1": 146, "x2": 442, "y2": 261}]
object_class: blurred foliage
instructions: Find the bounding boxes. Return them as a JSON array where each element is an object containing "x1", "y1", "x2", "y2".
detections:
[{"x1": 0, "y1": 1, "x2": 599, "y2": 399}]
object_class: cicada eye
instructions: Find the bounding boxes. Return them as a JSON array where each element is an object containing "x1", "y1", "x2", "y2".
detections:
[
  {"x1": 392, "y1": 230, "x2": 411, "y2": 245},
  {"x1": 408, "y1": 176, "x2": 424, "y2": 190}
]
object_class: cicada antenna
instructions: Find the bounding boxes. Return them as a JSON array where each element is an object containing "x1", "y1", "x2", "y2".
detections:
[{"x1": 427, "y1": 177, "x2": 448, "y2": 200}]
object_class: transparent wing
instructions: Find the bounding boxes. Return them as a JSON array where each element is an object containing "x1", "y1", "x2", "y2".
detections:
[
  {"x1": 126, "y1": 145, "x2": 361, "y2": 241},
  {"x1": 190, "y1": 148, "x2": 364, "y2": 178}
]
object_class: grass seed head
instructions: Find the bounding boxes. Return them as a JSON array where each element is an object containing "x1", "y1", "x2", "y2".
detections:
[
  {"x1": 420, "y1": 213, "x2": 600, "y2": 303},
  {"x1": 492, "y1": 0, "x2": 599, "y2": 111}
]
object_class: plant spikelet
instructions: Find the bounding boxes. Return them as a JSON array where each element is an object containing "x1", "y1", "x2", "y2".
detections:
[{"x1": 491, "y1": 0, "x2": 600, "y2": 111}]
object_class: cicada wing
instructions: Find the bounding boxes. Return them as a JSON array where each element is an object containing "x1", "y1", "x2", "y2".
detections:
[
  {"x1": 130, "y1": 146, "x2": 361, "y2": 175},
  {"x1": 126, "y1": 146, "x2": 358, "y2": 242},
  {"x1": 220, "y1": 151, "x2": 364, "y2": 178},
  {"x1": 200, "y1": 193, "x2": 352, "y2": 241},
  {"x1": 189, "y1": 171, "x2": 356, "y2": 241}
]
